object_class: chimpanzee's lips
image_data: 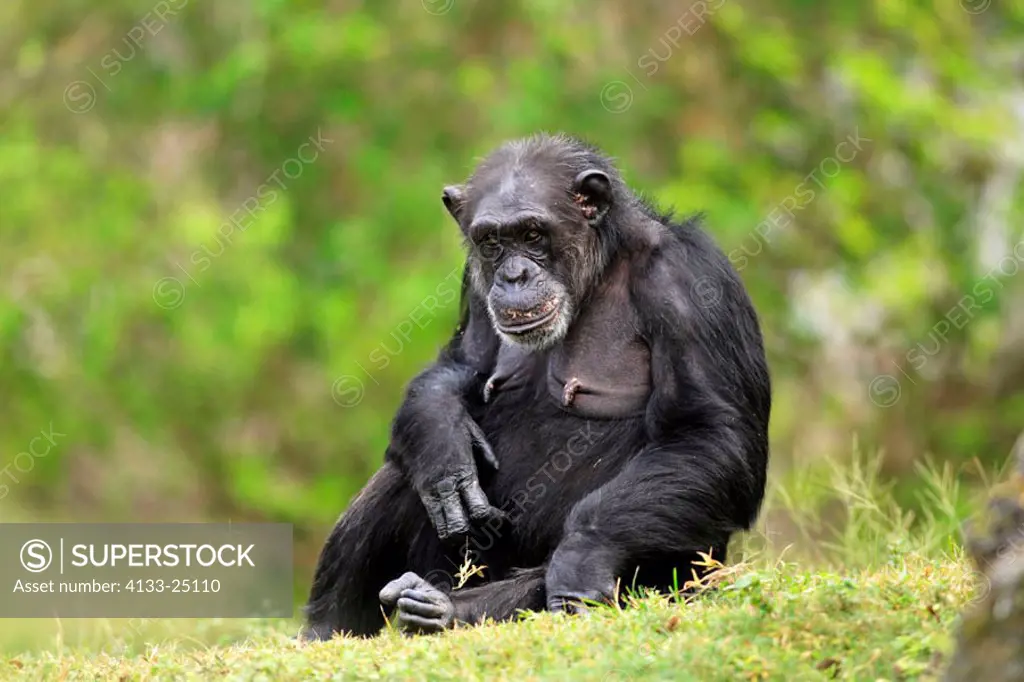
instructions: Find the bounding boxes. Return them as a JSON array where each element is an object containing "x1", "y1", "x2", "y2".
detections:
[{"x1": 496, "y1": 300, "x2": 560, "y2": 334}]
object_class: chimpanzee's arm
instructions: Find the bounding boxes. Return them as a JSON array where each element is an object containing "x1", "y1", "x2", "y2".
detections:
[
  {"x1": 545, "y1": 224, "x2": 771, "y2": 610},
  {"x1": 385, "y1": 268, "x2": 504, "y2": 540}
]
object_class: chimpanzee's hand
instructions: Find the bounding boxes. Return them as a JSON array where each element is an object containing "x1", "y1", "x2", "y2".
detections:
[
  {"x1": 389, "y1": 399, "x2": 506, "y2": 542},
  {"x1": 379, "y1": 572, "x2": 455, "y2": 634},
  {"x1": 545, "y1": 533, "x2": 620, "y2": 614}
]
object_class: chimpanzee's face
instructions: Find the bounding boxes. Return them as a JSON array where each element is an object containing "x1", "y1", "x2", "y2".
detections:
[
  {"x1": 441, "y1": 158, "x2": 612, "y2": 351},
  {"x1": 466, "y1": 204, "x2": 573, "y2": 350}
]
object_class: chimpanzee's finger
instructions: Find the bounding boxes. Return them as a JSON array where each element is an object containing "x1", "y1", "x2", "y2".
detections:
[
  {"x1": 546, "y1": 592, "x2": 601, "y2": 615},
  {"x1": 486, "y1": 504, "x2": 510, "y2": 525},
  {"x1": 422, "y1": 495, "x2": 448, "y2": 538},
  {"x1": 547, "y1": 596, "x2": 568, "y2": 613},
  {"x1": 379, "y1": 572, "x2": 426, "y2": 606},
  {"x1": 397, "y1": 596, "x2": 447, "y2": 619},
  {"x1": 400, "y1": 587, "x2": 444, "y2": 603},
  {"x1": 437, "y1": 481, "x2": 469, "y2": 537},
  {"x1": 467, "y1": 420, "x2": 499, "y2": 470},
  {"x1": 397, "y1": 613, "x2": 447, "y2": 634},
  {"x1": 460, "y1": 477, "x2": 495, "y2": 522}
]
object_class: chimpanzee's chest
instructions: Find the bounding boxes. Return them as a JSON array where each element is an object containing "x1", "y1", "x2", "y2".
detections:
[
  {"x1": 481, "y1": 281, "x2": 651, "y2": 420},
  {"x1": 471, "y1": 277, "x2": 653, "y2": 569}
]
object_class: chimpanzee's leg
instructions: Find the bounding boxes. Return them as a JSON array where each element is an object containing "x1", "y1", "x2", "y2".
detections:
[
  {"x1": 449, "y1": 567, "x2": 547, "y2": 624},
  {"x1": 377, "y1": 545, "x2": 731, "y2": 635},
  {"x1": 303, "y1": 462, "x2": 449, "y2": 638},
  {"x1": 378, "y1": 566, "x2": 547, "y2": 633}
]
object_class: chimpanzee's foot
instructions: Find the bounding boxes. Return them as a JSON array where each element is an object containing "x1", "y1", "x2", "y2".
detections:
[{"x1": 379, "y1": 572, "x2": 455, "y2": 634}]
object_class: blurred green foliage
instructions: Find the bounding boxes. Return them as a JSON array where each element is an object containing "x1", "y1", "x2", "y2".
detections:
[{"x1": 1, "y1": 0, "x2": 1024, "y2": 579}]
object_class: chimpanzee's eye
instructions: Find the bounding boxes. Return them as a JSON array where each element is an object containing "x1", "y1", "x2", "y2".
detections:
[
  {"x1": 478, "y1": 234, "x2": 501, "y2": 260},
  {"x1": 524, "y1": 229, "x2": 542, "y2": 244}
]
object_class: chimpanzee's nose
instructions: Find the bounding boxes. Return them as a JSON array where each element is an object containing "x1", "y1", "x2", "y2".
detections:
[{"x1": 498, "y1": 263, "x2": 529, "y2": 286}]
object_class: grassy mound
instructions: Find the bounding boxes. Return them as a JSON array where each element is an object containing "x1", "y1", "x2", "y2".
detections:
[{"x1": 0, "y1": 454, "x2": 994, "y2": 680}]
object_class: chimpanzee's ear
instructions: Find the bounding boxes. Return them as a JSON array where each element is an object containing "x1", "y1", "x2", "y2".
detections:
[
  {"x1": 442, "y1": 185, "x2": 466, "y2": 221},
  {"x1": 572, "y1": 170, "x2": 612, "y2": 225}
]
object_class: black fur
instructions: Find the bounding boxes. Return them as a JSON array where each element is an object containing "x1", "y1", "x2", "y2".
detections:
[{"x1": 304, "y1": 134, "x2": 771, "y2": 637}]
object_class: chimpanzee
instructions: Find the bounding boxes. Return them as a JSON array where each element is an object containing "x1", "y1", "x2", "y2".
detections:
[{"x1": 304, "y1": 133, "x2": 771, "y2": 638}]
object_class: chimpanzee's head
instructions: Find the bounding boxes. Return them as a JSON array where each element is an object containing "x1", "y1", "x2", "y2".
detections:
[{"x1": 442, "y1": 135, "x2": 621, "y2": 350}]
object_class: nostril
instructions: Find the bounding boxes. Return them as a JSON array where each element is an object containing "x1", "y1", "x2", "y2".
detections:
[{"x1": 501, "y1": 265, "x2": 529, "y2": 285}]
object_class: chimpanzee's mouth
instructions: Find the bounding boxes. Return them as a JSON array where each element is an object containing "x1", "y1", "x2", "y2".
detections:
[{"x1": 495, "y1": 299, "x2": 561, "y2": 334}]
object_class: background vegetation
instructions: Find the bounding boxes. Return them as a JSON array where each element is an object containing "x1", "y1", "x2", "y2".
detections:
[{"x1": 2, "y1": 0, "x2": 1023, "y2": 626}]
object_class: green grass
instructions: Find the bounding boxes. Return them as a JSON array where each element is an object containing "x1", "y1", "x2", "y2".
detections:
[
  {"x1": 0, "y1": 555, "x2": 978, "y2": 681},
  {"x1": 0, "y1": 453, "x2": 994, "y2": 681}
]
